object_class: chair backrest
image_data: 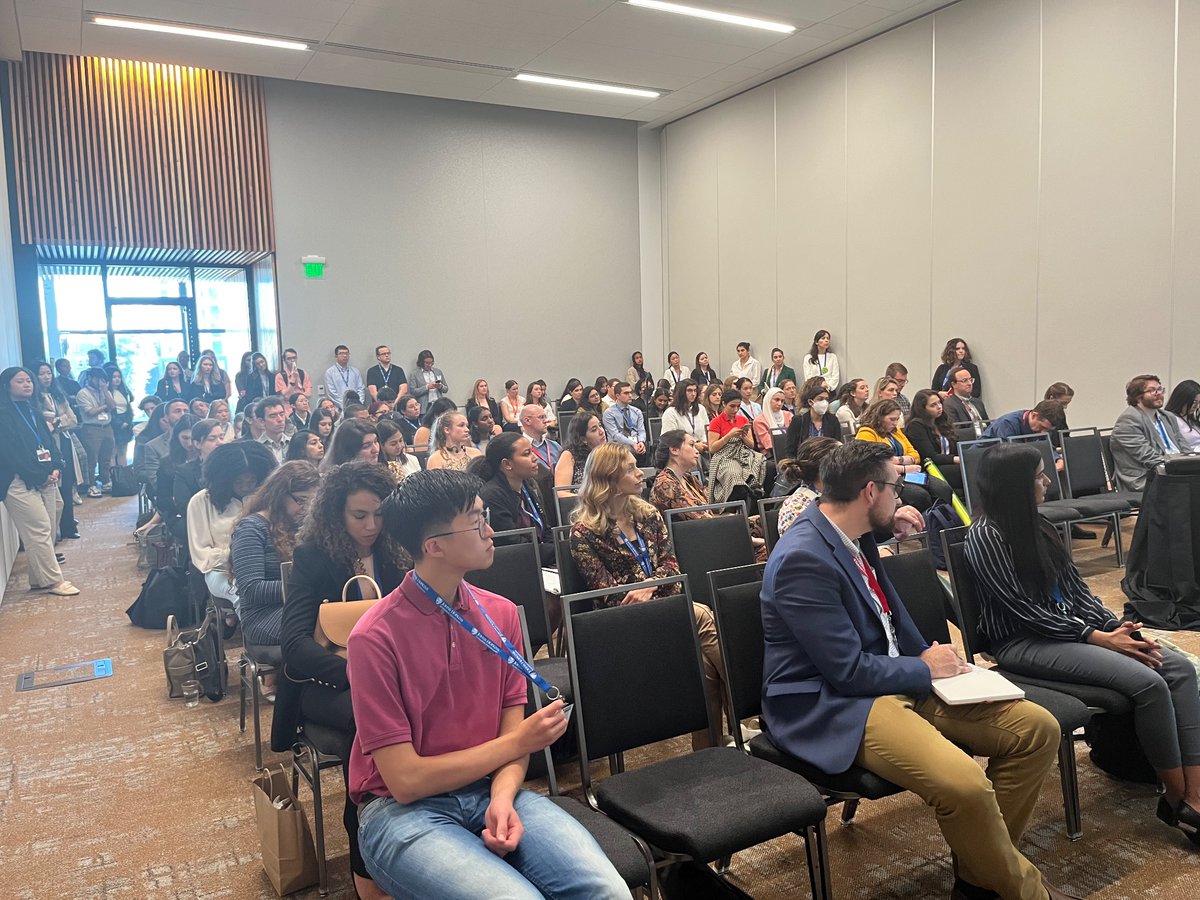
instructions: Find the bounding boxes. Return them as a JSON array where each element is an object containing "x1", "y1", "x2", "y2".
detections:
[
  {"x1": 957, "y1": 438, "x2": 1002, "y2": 514},
  {"x1": 555, "y1": 487, "x2": 580, "y2": 528},
  {"x1": 941, "y1": 535, "x2": 987, "y2": 662},
  {"x1": 1007, "y1": 433, "x2": 1066, "y2": 501},
  {"x1": 532, "y1": 466, "x2": 560, "y2": 529},
  {"x1": 666, "y1": 503, "x2": 755, "y2": 607},
  {"x1": 709, "y1": 566, "x2": 767, "y2": 731},
  {"x1": 280, "y1": 560, "x2": 293, "y2": 604},
  {"x1": 552, "y1": 524, "x2": 586, "y2": 597},
  {"x1": 564, "y1": 579, "x2": 710, "y2": 773},
  {"x1": 515, "y1": 605, "x2": 556, "y2": 789},
  {"x1": 878, "y1": 545, "x2": 952, "y2": 645},
  {"x1": 758, "y1": 496, "x2": 787, "y2": 552},
  {"x1": 647, "y1": 417, "x2": 663, "y2": 444},
  {"x1": 557, "y1": 412, "x2": 575, "y2": 444},
  {"x1": 467, "y1": 528, "x2": 552, "y2": 655},
  {"x1": 1059, "y1": 428, "x2": 1108, "y2": 498}
]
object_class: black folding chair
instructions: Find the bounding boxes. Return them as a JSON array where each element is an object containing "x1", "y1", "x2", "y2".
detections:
[
  {"x1": 555, "y1": 485, "x2": 580, "y2": 528},
  {"x1": 1059, "y1": 427, "x2": 1141, "y2": 558},
  {"x1": 564, "y1": 577, "x2": 831, "y2": 898},
  {"x1": 666, "y1": 503, "x2": 755, "y2": 607},
  {"x1": 552, "y1": 524, "x2": 587, "y2": 599},
  {"x1": 758, "y1": 495, "x2": 787, "y2": 552}
]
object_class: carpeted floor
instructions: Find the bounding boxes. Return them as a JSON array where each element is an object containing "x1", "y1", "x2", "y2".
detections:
[{"x1": 2, "y1": 497, "x2": 1199, "y2": 899}]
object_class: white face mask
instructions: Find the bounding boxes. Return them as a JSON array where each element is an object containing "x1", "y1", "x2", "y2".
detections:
[{"x1": 811, "y1": 400, "x2": 829, "y2": 416}]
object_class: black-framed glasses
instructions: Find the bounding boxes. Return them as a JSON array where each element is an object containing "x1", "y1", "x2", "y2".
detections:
[
  {"x1": 427, "y1": 508, "x2": 491, "y2": 540},
  {"x1": 872, "y1": 479, "x2": 904, "y2": 495}
]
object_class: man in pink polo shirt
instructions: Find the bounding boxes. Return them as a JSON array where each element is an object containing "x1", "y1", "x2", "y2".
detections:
[{"x1": 346, "y1": 469, "x2": 630, "y2": 899}]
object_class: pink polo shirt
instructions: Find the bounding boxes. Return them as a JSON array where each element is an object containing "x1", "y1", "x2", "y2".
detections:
[{"x1": 346, "y1": 571, "x2": 529, "y2": 805}]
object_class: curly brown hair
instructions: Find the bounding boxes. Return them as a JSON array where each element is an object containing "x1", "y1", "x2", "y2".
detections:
[
  {"x1": 858, "y1": 398, "x2": 903, "y2": 434},
  {"x1": 298, "y1": 460, "x2": 410, "y2": 575},
  {"x1": 237, "y1": 461, "x2": 320, "y2": 563}
]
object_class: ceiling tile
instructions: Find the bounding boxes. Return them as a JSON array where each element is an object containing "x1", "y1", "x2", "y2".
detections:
[
  {"x1": 323, "y1": 23, "x2": 546, "y2": 67},
  {"x1": 14, "y1": 14, "x2": 81, "y2": 55},
  {"x1": 297, "y1": 50, "x2": 503, "y2": 99},
  {"x1": 571, "y1": 2, "x2": 790, "y2": 52},
  {"x1": 800, "y1": 21, "x2": 856, "y2": 41},
  {"x1": 97, "y1": 0, "x2": 348, "y2": 39},
  {"x1": 825, "y1": 4, "x2": 896, "y2": 29}
]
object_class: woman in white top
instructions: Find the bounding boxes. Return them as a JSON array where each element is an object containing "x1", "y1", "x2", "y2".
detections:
[
  {"x1": 499, "y1": 380, "x2": 524, "y2": 430},
  {"x1": 801, "y1": 330, "x2": 840, "y2": 390},
  {"x1": 209, "y1": 399, "x2": 237, "y2": 443},
  {"x1": 1166, "y1": 380, "x2": 1200, "y2": 451},
  {"x1": 729, "y1": 341, "x2": 762, "y2": 385},
  {"x1": 662, "y1": 350, "x2": 688, "y2": 388},
  {"x1": 660, "y1": 379, "x2": 709, "y2": 454},
  {"x1": 835, "y1": 378, "x2": 869, "y2": 435}
]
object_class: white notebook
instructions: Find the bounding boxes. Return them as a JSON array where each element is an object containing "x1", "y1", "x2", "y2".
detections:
[
  {"x1": 541, "y1": 568, "x2": 561, "y2": 596},
  {"x1": 932, "y1": 665, "x2": 1026, "y2": 706}
]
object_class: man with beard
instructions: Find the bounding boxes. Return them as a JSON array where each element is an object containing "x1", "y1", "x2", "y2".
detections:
[
  {"x1": 761, "y1": 441, "x2": 1074, "y2": 900},
  {"x1": 1111, "y1": 373, "x2": 1186, "y2": 492}
]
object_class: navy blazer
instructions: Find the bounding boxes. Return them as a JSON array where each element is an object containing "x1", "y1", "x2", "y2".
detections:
[{"x1": 761, "y1": 502, "x2": 931, "y2": 774}]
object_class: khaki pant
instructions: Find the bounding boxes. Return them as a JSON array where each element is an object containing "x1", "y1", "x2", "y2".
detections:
[
  {"x1": 692, "y1": 602, "x2": 727, "y2": 750},
  {"x1": 854, "y1": 694, "x2": 1059, "y2": 900},
  {"x1": 3, "y1": 478, "x2": 64, "y2": 588}
]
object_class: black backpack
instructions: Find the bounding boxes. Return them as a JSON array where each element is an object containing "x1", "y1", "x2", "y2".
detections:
[
  {"x1": 110, "y1": 464, "x2": 139, "y2": 496},
  {"x1": 126, "y1": 566, "x2": 192, "y2": 629},
  {"x1": 926, "y1": 501, "x2": 962, "y2": 570}
]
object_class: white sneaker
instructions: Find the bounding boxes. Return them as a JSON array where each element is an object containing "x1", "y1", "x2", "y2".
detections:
[{"x1": 87, "y1": 486, "x2": 102, "y2": 498}]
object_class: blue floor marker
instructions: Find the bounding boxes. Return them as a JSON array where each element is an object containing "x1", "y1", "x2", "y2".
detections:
[{"x1": 16, "y1": 658, "x2": 113, "y2": 691}]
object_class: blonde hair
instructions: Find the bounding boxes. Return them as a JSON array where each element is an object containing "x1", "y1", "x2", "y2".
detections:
[
  {"x1": 871, "y1": 376, "x2": 899, "y2": 403},
  {"x1": 572, "y1": 442, "x2": 657, "y2": 534}
]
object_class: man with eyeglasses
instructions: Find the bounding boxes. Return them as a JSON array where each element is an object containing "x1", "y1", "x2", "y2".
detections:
[
  {"x1": 942, "y1": 365, "x2": 990, "y2": 434},
  {"x1": 519, "y1": 404, "x2": 561, "y2": 469},
  {"x1": 345, "y1": 470, "x2": 630, "y2": 899},
  {"x1": 762, "y1": 441, "x2": 1072, "y2": 900},
  {"x1": 1112, "y1": 373, "x2": 1187, "y2": 492}
]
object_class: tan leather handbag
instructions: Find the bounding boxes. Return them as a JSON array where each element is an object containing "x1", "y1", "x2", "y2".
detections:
[{"x1": 313, "y1": 574, "x2": 382, "y2": 658}]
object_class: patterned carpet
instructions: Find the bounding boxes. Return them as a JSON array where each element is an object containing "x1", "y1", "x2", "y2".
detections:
[{"x1": 2, "y1": 498, "x2": 1199, "y2": 899}]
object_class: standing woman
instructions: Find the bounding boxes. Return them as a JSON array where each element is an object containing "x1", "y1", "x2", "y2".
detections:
[
  {"x1": 273, "y1": 461, "x2": 410, "y2": 900},
  {"x1": 471, "y1": 432, "x2": 555, "y2": 564},
  {"x1": 802, "y1": 330, "x2": 841, "y2": 390},
  {"x1": 661, "y1": 379, "x2": 710, "y2": 455},
  {"x1": 0, "y1": 367, "x2": 77, "y2": 595},
  {"x1": 783, "y1": 379, "x2": 843, "y2": 462},
  {"x1": 835, "y1": 378, "x2": 870, "y2": 436},
  {"x1": 753, "y1": 387, "x2": 793, "y2": 459},
  {"x1": 691, "y1": 351, "x2": 718, "y2": 386},
  {"x1": 239, "y1": 353, "x2": 274, "y2": 414},
  {"x1": 234, "y1": 351, "x2": 254, "y2": 413},
  {"x1": 554, "y1": 410, "x2": 606, "y2": 488},
  {"x1": 905, "y1": 388, "x2": 962, "y2": 488},
  {"x1": 75, "y1": 367, "x2": 117, "y2": 496},
  {"x1": 426, "y1": 410, "x2": 482, "y2": 472},
  {"x1": 108, "y1": 369, "x2": 135, "y2": 468},
  {"x1": 499, "y1": 380, "x2": 524, "y2": 431},
  {"x1": 663, "y1": 351, "x2": 688, "y2": 387},
  {"x1": 933, "y1": 338, "x2": 982, "y2": 398},
  {"x1": 156, "y1": 361, "x2": 188, "y2": 401},
  {"x1": 376, "y1": 418, "x2": 420, "y2": 482},
  {"x1": 288, "y1": 392, "x2": 312, "y2": 432},
  {"x1": 189, "y1": 355, "x2": 226, "y2": 405},
  {"x1": 34, "y1": 362, "x2": 80, "y2": 540},
  {"x1": 407, "y1": 349, "x2": 447, "y2": 415},
  {"x1": 966, "y1": 444, "x2": 1200, "y2": 844},
  {"x1": 626, "y1": 352, "x2": 650, "y2": 392},
  {"x1": 324, "y1": 419, "x2": 381, "y2": 470},
  {"x1": 1166, "y1": 380, "x2": 1200, "y2": 451},
  {"x1": 758, "y1": 348, "x2": 797, "y2": 396},
  {"x1": 570, "y1": 442, "x2": 730, "y2": 748}
]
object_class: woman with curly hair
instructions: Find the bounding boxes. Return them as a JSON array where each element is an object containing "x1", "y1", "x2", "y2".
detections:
[
  {"x1": 231, "y1": 461, "x2": 319, "y2": 649},
  {"x1": 933, "y1": 337, "x2": 982, "y2": 398},
  {"x1": 273, "y1": 460, "x2": 409, "y2": 900}
]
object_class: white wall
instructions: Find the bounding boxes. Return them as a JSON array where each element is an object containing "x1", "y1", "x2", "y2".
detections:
[
  {"x1": 662, "y1": 0, "x2": 1200, "y2": 429},
  {"x1": 266, "y1": 80, "x2": 643, "y2": 402},
  {"x1": 0, "y1": 113, "x2": 19, "y2": 369}
]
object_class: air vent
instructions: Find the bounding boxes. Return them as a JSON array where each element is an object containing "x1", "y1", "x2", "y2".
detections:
[{"x1": 320, "y1": 42, "x2": 515, "y2": 76}]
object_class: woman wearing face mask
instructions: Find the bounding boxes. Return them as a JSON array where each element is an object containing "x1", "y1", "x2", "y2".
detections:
[
  {"x1": 0, "y1": 367, "x2": 77, "y2": 595},
  {"x1": 753, "y1": 387, "x2": 793, "y2": 459},
  {"x1": 783, "y1": 380, "x2": 844, "y2": 462},
  {"x1": 471, "y1": 432, "x2": 555, "y2": 565}
]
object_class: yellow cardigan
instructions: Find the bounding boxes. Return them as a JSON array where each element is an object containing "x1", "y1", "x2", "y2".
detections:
[{"x1": 855, "y1": 425, "x2": 919, "y2": 461}]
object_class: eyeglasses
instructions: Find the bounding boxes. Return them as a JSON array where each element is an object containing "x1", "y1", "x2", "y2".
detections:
[
  {"x1": 427, "y1": 508, "x2": 491, "y2": 541},
  {"x1": 871, "y1": 479, "x2": 905, "y2": 501},
  {"x1": 1143, "y1": 386, "x2": 1165, "y2": 395},
  {"x1": 956, "y1": 377, "x2": 975, "y2": 384}
]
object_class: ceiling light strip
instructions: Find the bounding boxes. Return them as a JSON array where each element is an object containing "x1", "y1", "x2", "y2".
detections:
[
  {"x1": 514, "y1": 73, "x2": 661, "y2": 98},
  {"x1": 91, "y1": 15, "x2": 309, "y2": 51},
  {"x1": 627, "y1": 0, "x2": 795, "y2": 34}
]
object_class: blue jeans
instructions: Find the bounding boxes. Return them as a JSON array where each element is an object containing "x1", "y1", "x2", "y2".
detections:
[{"x1": 357, "y1": 779, "x2": 632, "y2": 900}]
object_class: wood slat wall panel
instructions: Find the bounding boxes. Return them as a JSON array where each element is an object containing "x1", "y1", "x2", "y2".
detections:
[{"x1": 5, "y1": 52, "x2": 275, "y2": 254}]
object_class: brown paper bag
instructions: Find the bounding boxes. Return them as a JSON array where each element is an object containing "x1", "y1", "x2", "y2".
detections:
[{"x1": 252, "y1": 767, "x2": 319, "y2": 896}]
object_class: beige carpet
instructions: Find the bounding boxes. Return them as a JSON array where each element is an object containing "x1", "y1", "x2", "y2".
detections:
[{"x1": 2, "y1": 498, "x2": 1199, "y2": 899}]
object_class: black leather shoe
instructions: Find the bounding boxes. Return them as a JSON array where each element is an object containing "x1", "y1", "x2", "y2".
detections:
[
  {"x1": 1176, "y1": 801, "x2": 1200, "y2": 846},
  {"x1": 1158, "y1": 795, "x2": 1178, "y2": 826},
  {"x1": 1070, "y1": 525, "x2": 1097, "y2": 540},
  {"x1": 950, "y1": 879, "x2": 999, "y2": 900}
]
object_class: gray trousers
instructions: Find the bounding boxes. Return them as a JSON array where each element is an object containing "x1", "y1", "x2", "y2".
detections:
[{"x1": 998, "y1": 636, "x2": 1200, "y2": 770}]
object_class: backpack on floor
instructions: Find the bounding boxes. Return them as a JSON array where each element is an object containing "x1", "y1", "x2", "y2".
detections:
[
  {"x1": 127, "y1": 565, "x2": 191, "y2": 629},
  {"x1": 110, "y1": 464, "x2": 139, "y2": 496}
]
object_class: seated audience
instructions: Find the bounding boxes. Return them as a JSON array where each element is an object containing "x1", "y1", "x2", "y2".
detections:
[
  {"x1": 783, "y1": 379, "x2": 843, "y2": 461},
  {"x1": 554, "y1": 411, "x2": 606, "y2": 488},
  {"x1": 256, "y1": 396, "x2": 290, "y2": 463},
  {"x1": 393, "y1": 395, "x2": 424, "y2": 447},
  {"x1": 775, "y1": 437, "x2": 842, "y2": 531},
  {"x1": 1112, "y1": 374, "x2": 1187, "y2": 491},
  {"x1": 736, "y1": 377, "x2": 762, "y2": 421},
  {"x1": 570, "y1": 443, "x2": 730, "y2": 749},
  {"x1": 189, "y1": 398, "x2": 210, "y2": 418},
  {"x1": 661, "y1": 379, "x2": 709, "y2": 454},
  {"x1": 286, "y1": 429, "x2": 325, "y2": 464},
  {"x1": 905, "y1": 389, "x2": 963, "y2": 489},
  {"x1": 324, "y1": 419, "x2": 381, "y2": 470},
  {"x1": 231, "y1": 461, "x2": 318, "y2": 653},
  {"x1": 1043, "y1": 382, "x2": 1075, "y2": 430},
  {"x1": 365, "y1": 345, "x2": 406, "y2": 401},
  {"x1": 309, "y1": 407, "x2": 336, "y2": 446},
  {"x1": 467, "y1": 404, "x2": 501, "y2": 452},
  {"x1": 942, "y1": 365, "x2": 990, "y2": 431},
  {"x1": 933, "y1": 337, "x2": 983, "y2": 398},
  {"x1": 700, "y1": 382, "x2": 724, "y2": 421},
  {"x1": 346, "y1": 469, "x2": 626, "y2": 899},
  {"x1": 663, "y1": 351, "x2": 688, "y2": 387},
  {"x1": 761, "y1": 441, "x2": 1069, "y2": 900},
  {"x1": 753, "y1": 387, "x2": 793, "y2": 458},
  {"x1": 0, "y1": 367, "x2": 77, "y2": 596},
  {"x1": 376, "y1": 418, "x2": 420, "y2": 482},
  {"x1": 499, "y1": 382, "x2": 525, "y2": 430},
  {"x1": 982, "y1": 400, "x2": 1065, "y2": 440},
  {"x1": 412, "y1": 398, "x2": 458, "y2": 456},
  {"x1": 367, "y1": 401, "x2": 392, "y2": 422},
  {"x1": 155, "y1": 414, "x2": 199, "y2": 540},
  {"x1": 690, "y1": 351, "x2": 718, "y2": 387},
  {"x1": 855, "y1": 399, "x2": 945, "y2": 510},
  {"x1": 208, "y1": 398, "x2": 236, "y2": 443},
  {"x1": 758, "y1": 347, "x2": 797, "y2": 395},
  {"x1": 1165, "y1": 379, "x2": 1200, "y2": 452},
  {"x1": 649, "y1": 387, "x2": 671, "y2": 417},
  {"x1": 519, "y1": 403, "x2": 561, "y2": 469},
  {"x1": 557, "y1": 378, "x2": 584, "y2": 412},
  {"x1": 274, "y1": 461, "x2": 409, "y2": 900},
  {"x1": 801, "y1": 329, "x2": 840, "y2": 389},
  {"x1": 601, "y1": 382, "x2": 648, "y2": 462},
  {"x1": 325, "y1": 345, "x2": 366, "y2": 412},
  {"x1": 288, "y1": 392, "x2": 312, "y2": 432},
  {"x1": 186, "y1": 441, "x2": 277, "y2": 615},
  {"x1": 576, "y1": 384, "x2": 604, "y2": 418},
  {"x1": 342, "y1": 403, "x2": 370, "y2": 421},
  {"x1": 602, "y1": 378, "x2": 621, "y2": 410},
  {"x1": 779, "y1": 378, "x2": 799, "y2": 414},
  {"x1": 135, "y1": 399, "x2": 188, "y2": 497},
  {"x1": 156, "y1": 361, "x2": 188, "y2": 401},
  {"x1": 471, "y1": 433, "x2": 554, "y2": 564},
  {"x1": 408, "y1": 350, "x2": 447, "y2": 415},
  {"x1": 836, "y1": 378, "x2": 869, "y2": 435},
  {"x1": 426, "y1": 410, "x2": 482, "y2": 472},
  {"x1": 966, "y1": 443, "x2": 1200, "y2": 847},
  {"x1": 466, "y1": 379, "x2": 502, "y2": 422},
  {"x1": 649, "y1": 430, "x2": 709, "y2": 514},
  {"x1": 885, "y1": 363, "x2": 911, "y2": 417},
  {"x1": 275, "y1": 347, "x2": 312, "y2": 399},
  {"x1": 871, "y1": 375, "x2": 900, "y2": 407},
  {"x1": 707, "y1": 389, "x2": 767, "y2": 504}
]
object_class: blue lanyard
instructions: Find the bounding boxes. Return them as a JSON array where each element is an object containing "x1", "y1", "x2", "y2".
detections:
[
  {"x1": 15, "y1": 402, "x2": 45, "y2": 447},
  {"x1": 411, "y1": 571, "x2": 560, "y2": 699},
  {"x1": 887, "y1": 435, "x2": 903, "y2": 455},
  {"x1": 1157, "y1": 416, "x2": 1177, "y2": 452},
  {"x1": 520, "y1": 484, "x2": 544, "y2": 535},
  {"x1": 1051, "y1": 584, "x2": 1067, "y2": 611},
  {"x1": 620, "y1": 530, "x2": 653, "y2": 577},
  {"x1": 337, "y1": 366, "x2": 350, "y2": 387}
]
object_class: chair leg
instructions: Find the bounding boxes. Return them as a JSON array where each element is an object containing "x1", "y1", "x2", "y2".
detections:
[
  {"x1": 715, "y1": 854, "x2": 732, "y2": 875},
  {"x1": 1101, "y1": 520, "x2": 1114, "y2": 548},
  {"x1": 840, "y1": 798, "x2": 860, "y2": 825},
  {"x1": 250, "y1": 665, "x2": 264, "y2": 771},
  {"x1": 309, "y1": 746, "x2": 329, "y2": 896},
  {"x1": 802, "y1": 820, "x2": 832, "y2": 900},
  {"x1": 1111, "y1": 514, "x2": 1124, "y2": 568},
  {"x1": 238, "y1": 656, "x2": 248, "y2": 734},
  {"x1": 1058, "y1": 732, "x2": 1083, "y2": 842}
]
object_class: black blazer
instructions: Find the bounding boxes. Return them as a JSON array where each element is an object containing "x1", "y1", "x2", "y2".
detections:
[
  {"x1": 782, "y1": 411, "x2": 844, "y2": 462},
  {"x1": 270, "y1": 541, "x2": 407, "y2": 752},
  {"x1": 905, "y1": 418, "x2": 958, "y2": 468},
  {"x1": 477, "y1": 472, "x2": 555, "y2": 565},
  {"x1": 932, "y1": 360, "x2": 982, "y2": 398},
  {"x1": 942, "y1": 393, "x2": 990, "y2": 426},
  {"x1": 0, "y1": 400, "x2": 62, "y2": 500}
]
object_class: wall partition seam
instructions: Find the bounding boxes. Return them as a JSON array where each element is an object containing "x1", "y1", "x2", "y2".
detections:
[
  {"x1": 1034, "y1": 0, "x2": 1044, "y2": 397},
  {"x1": 1170, "y1": 0, "x2": 1180, "y2": 388},
  {"x1": 929, "y1": 12, "x2": 937, "y2": 375}
]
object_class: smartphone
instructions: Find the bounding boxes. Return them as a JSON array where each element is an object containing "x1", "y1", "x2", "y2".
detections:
[{"x1": 903, "y1": 472, "x2": 929, "y2": 487}]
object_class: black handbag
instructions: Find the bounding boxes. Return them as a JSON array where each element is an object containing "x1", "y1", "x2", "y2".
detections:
[{"x1": 110, "y1": 464, "x2": 139, "y2": 496}]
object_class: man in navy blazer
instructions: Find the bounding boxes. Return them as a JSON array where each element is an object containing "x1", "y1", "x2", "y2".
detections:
[{"x1": 762, "y1": 442, "x2": 1072, "y2": 900}]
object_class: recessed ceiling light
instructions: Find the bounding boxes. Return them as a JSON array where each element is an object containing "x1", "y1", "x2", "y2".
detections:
[
  {"x1": 627, "y1": 0, "x2": 796, "y2": 34},
  {"x1": 91, "y1": 15, "x2": 310, "y2": 51},
  {"x1": 515, "y1": 73, "x2": 661, "y2": 99}
]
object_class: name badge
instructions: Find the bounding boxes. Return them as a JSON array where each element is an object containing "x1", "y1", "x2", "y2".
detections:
[{"x1": 36, "y1": 446, "x2": 52, "y2": 462}]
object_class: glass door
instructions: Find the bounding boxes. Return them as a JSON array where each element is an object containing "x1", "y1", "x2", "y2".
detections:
[{"x1": 109, "y1": 303, "x2": 189, "y2": 400}]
